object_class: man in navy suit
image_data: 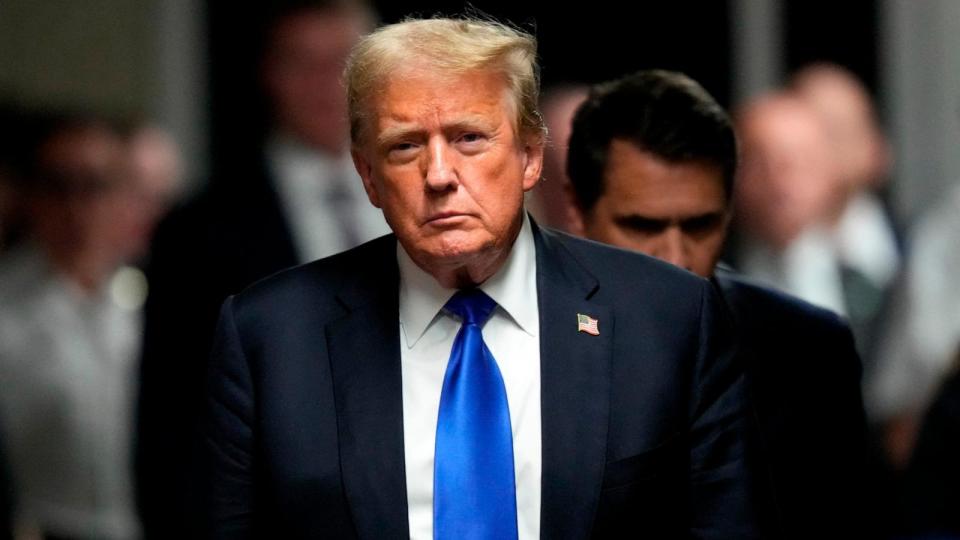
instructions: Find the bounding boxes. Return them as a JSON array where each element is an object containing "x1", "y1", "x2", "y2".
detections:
[
  {"x1": 566, "y1": 69, "x2": 868, "y2": 538},
  {"x1": 201, "y1": 19, "x2": 759, "y2": 539}
]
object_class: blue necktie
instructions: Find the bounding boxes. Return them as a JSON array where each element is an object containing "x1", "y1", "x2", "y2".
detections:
[{"x1": 434, "y1": 289, "x2": 518, "y2": 540}]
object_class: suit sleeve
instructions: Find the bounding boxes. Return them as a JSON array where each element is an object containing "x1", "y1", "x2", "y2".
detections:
[
  {"x1": 200, "y1": 297, "x2": 256, "y2": 539},
  {"x1": 688, "y1": 281, "x2": 761, "y2": 539}
]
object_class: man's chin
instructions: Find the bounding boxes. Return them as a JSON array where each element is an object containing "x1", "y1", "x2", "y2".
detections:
[{"x1": 403, "y1": 233, "x2": 502, "y2": 280}]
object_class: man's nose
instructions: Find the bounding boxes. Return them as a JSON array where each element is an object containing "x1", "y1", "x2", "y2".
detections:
[
  {"x1": 423, "y1": 138, "x2": 458, "y2": 192},
  {"x1": 656, "y1": 227, "x2": 691, "y2": 272}
]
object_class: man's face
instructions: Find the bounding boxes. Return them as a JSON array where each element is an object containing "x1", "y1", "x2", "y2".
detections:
[
  {"x1": 735, "y1": 98, "x2": 839, "y2": 249},
  {"x1": 575, "y1": 139, "x2": 729, "y2": 277},
  {"x1": 352, "y1": 67, "x2": 543, "y2": 283}
]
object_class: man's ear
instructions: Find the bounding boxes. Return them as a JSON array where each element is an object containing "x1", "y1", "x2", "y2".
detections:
[
  {"x1": 564, "y1": 182, "x2": 587, "y2": 237},
  {"x1": 351, "y1": 147, "x2": 381, "y2": 208},
  {"x1": 521, "y1": 139, "x2": 545, "y2": 192}
]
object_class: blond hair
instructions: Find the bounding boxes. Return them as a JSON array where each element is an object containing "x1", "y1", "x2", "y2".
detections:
[{"x1": 344, "y1": 17, "x2": 545, "y2": 145}]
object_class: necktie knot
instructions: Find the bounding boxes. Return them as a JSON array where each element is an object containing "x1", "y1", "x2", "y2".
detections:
[{"x1": 444, "y1": 288, "x2": 497, "y2": 327}]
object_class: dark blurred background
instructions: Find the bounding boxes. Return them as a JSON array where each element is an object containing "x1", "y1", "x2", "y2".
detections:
[
  {"x1": 2, "y1": 1, "x2": 960, "y2": 539},
  {"x1": 4, "y1": 1, "x2": 929, "y2": 217}
]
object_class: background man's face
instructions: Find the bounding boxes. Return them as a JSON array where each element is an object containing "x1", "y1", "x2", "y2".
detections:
[
  {"x1": 576, "y1": 139, "x2": 728, "y2": 277},
  {"x1": 263, "y1": 9, "x2": 365, "y2": 154},
  {"x1": 352, "y1": 67, "x2": 543, "y2": 276},
  {"x1": 735, "y1": 97, "x2": 839, "y2": 250}
]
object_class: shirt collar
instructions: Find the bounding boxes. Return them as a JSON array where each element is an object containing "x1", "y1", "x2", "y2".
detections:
[
  {"x1": 398, "y1": 212, "x2": 539, "y2": 349},
  {"x1": 266, "y1": 134, "x2": 355, "y2": 192}
]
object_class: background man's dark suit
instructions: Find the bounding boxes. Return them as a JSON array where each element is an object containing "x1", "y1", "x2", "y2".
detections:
[
  {"x1": 901, "y1": 366, "x2": 960, "y2": 537},
  {"x1": 715, "y1": 270, "x2": 868, "y2": 538},
  {"x1": 202, "y1": 224, "x2": 759, "y2": 539},
  {"x1": 136, "y1": 159, "x2": 299, "y2": 536}
]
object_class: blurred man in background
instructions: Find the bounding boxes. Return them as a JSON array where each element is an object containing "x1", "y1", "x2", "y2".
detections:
[
  {"x1": 730, "y1": 92, "x2": 848, "y2": 315},
  {"x1": 871, "y1": 180, "x2": 960, "y2": 468},
  {"x1": 0, "y1": 114, "x2": 181, "y2": 540},
  {"x1": 566, "y1": 70, "x2": 868, "y2": 538},
  {"x1": 525, "y1": 84, "x2": 587, "y2": 232},
  {"x1": 136, "y1": 1, "x2": 385, "y2": 536},
  {"x1": 791, "y1": 62, "x2": 902, "y2": 366}
]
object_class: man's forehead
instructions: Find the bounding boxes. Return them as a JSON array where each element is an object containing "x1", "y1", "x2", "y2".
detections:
[
  {"x1": 365, "y1": 68, "x2": 518, "y2": 136},
  {"x1": 603, "y1": 141, "x2": 728, "y2": 212}
]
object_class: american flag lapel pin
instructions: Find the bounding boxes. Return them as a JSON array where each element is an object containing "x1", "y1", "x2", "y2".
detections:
[{"x1": 577, "y1": 313, "x2": 600, "y2": 336}]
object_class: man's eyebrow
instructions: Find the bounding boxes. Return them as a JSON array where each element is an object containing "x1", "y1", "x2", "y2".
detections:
[
  {"x1": 377, "y1": 124, "x2": 423, "y2": 147},
  {"x1": 614, "y1": 214, "x2": 670, "y2": 227},
  {"x1": 680, "y1": 211, "x2": 725, "y2": 224}
]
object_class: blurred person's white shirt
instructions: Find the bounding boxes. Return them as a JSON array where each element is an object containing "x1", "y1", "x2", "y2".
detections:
[
  {"x1": 737, "y1": 192, "x2": 900, "y2": 349},
  {"x1": 738, "y1": 225, "x2": 848, "y2": 316},
  {"x1": 867, "y1": 183, "x2": 960, "y2": 421},
  {"x1": 0, "y1": 243, "x2": 141, "y2": 540},
  {"x1": 834, "y1": 191, "x2": 901, "y2": 293},
  {"x1": 267, "y1": 135, "x2": 390, "y2": 264}
]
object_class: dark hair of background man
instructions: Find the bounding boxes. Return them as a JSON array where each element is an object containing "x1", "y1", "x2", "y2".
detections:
[{"x1": 565, "y1": 70, "x2": 737, "y2": 213}]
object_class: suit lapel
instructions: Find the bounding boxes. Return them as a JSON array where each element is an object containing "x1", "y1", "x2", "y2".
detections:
[
  {"x1": 534, "y1": 225, "x2": 613, "y2": 539},
  {"x1": 325, "y1": 237, "x2": 410, "y2": 540}
]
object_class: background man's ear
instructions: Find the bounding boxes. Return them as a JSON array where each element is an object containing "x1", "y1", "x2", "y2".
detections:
[{"x1": 563, "y1": 183, "x2": 587, "y2": 237}]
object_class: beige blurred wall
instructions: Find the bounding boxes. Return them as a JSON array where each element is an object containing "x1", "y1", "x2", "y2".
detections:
[
  {"x1": 0, "y1": 0, "x2": 155, "y2": 115},
  {"x1": 0, "y1": 0, "x2": 208, "y2": 183}
]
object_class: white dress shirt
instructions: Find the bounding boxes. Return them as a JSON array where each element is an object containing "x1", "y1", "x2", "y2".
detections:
[
  {"x1": 0, "y1": 243, "x2": 141, "y2": 539},
  {"x1": 739, "y1": 225, "x2": 848, "y2": 316},
  {"x1": 738, "y1": 193, "x2": 900, "y2": 320},
  {"x1": 266, "y1": 135, "x2": 390, "y2": 264},
  {"x1": 834, "y1": 192, "x2": 901, "y2": 290},
  {"x1": 398, "y1": 213, "x2": 541, "y2": 540}
]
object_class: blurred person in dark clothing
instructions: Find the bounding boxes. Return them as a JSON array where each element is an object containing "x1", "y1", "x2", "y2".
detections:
[
  {"x1": 0, "y1": 115, "x2": 179, "y2": 540},
  {"x1": 0, "y1": 104, "x2": 38, "y2": 253},
  {"x1": 0, "y1": 430, "x2": 11, "y2": 540},
  {"x1": 566, "y1": 69, "x2": 869, "y2": 538},
  {"x1": 0, "y1": 107, "x2": 17, "y2": 253},
  {"x1": 869, "y1": 181, "x2": 960, "y2": 470},
  {"x1": 136, "y1": 1, "x2": 386, "y2": 536},
  {"x1": 525, "y1": 84, "x2": 587, "y2": 232},
  {"x1": 901, "y1": 346, "x2": 960, "y2": 538}
]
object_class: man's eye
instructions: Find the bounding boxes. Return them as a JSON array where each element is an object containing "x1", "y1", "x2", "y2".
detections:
[
  {"x1": 456, "y1": 132, "x2": 488, "y2": 147},
  {"x1": 682, "y1": 215, "x2": 722, "y2": 234},
  {"x1": 387, "y1": 142, "x2": 419, "y2": 160},
  {"x1": 618, "y1": 216, "x2": 668, "y2": 234}
]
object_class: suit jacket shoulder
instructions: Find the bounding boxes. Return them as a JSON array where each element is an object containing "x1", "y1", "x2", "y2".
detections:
[{"x1": 715, "y1": 269, "x2": 867, "y2": 538}]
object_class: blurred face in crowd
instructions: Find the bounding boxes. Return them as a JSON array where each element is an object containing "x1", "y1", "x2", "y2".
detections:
[
  {"x1": 31, "y1": 124, "x2": 126, "y2": 284},
  {"x1": 30, "y1": 123, "x2": 181, "y2": 290},
  {"x1": 734, "y1": 95, "x2": 840, "y2": 250},
  {"x1": 793, "y1": 67, "x2": 890, "y2": 192},
  {"x1": 573, "y1": 139, "x2": 729, "y2": 277},
  {"x1": 109, "y1": 127, "x2": 182, "y2": 262},
  {"x1": 263, "y1": 8, "x2": 368, "y2": 155},
  {"x1": 352, "y1": 66, "x2": 544, "y2": 287}
]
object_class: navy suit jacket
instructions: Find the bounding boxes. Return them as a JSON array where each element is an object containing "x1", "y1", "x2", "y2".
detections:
[
  {"x1": 137, "y1": 157, "x2": 299, "y2": 537},
  {"x1": 201, "y1": 224, "x2": 759, "y2": 539},
  {"x1": 715, "y1": 271, "x2": 868, "y2": 538}
]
